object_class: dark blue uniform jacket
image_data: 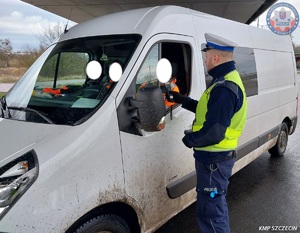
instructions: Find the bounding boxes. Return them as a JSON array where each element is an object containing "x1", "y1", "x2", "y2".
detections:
[{"x1": 182, "y1": 61, "x2": 244, "y2": 164}]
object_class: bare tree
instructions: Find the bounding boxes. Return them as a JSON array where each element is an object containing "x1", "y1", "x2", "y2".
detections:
[
  {"x1": 0, "y1": 38, "x2": 13, "y2": 67},
  {"x1": 35, "y1": 22, "x2": 65, "y2": 50},
  {"x1": 17, "y1": 44, "x2": 44, "y2": 68}
]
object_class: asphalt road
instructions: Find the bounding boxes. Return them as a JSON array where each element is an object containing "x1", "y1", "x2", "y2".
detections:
[
  {"x1": 156, "y1": 124, "x2": 300, "y2": 233},
  {"x1": 0, "y1": 83, "x2": 14, "y2": 93},
  {"x1": 156, "y1": 90, "x2": 300, "y2": 233}
]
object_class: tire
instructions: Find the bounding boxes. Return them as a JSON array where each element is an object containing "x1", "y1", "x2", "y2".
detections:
[
  {"x1": 268, "y1": 123, "x2": 289, "y2": 157},
  {"x1": 75, "y1": 214, "x2": 131, "y2": 233}
]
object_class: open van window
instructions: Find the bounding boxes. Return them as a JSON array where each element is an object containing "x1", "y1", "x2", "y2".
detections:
[
  {"x1": 135, "y1": 41, "x2": 191, "y2": 109},
  {"x1": 4, "y1": 34, "x2": 141, "y2": 125}
]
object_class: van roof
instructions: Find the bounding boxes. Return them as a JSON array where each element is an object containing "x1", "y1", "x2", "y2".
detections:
[
  {"x1": 57, "y1": 5, "x2": 293, "y2": 52},
  {"x1": 59, "y1": 5, "x2": 202, "y2": 41}
]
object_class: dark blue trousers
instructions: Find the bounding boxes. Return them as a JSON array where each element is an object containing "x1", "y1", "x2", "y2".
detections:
[{"x1": 195, "y1": 157, "x2": 235, "y2": 233}]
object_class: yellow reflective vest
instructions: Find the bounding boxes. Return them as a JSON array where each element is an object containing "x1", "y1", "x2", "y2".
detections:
[{"x1": 192, "y1": 70, "x2": 247, "y2": 151}]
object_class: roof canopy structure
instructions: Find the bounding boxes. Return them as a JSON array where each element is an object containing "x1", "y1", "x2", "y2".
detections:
[{"x1": 22, "y1": 0, "x2": 277, "y2": 24}]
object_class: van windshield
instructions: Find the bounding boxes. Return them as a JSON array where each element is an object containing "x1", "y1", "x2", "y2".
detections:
[{"x1": 2, "y1": 35, "x2": 141, "y2": 125}]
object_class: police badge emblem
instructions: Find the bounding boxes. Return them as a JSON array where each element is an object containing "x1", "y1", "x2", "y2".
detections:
[{"x1": 266, "y1": 2, "x2": 299, "y2": 35}]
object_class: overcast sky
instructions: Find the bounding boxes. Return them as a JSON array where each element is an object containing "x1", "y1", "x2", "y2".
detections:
[
  {"x1": 0, "y1": 0, "x2": 74, "y2": 51},
  {"x1": 1, "y1": 0, "x2": 300, "y2": 51}
]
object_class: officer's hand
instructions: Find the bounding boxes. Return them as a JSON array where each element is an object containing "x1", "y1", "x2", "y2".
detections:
[
  {"x1": 182, "y1": 134, "x2": 192, "y2": 148},
  {"x1": 169, "y1": 91, "x2": 184, "y2": 104},
  {"x1": 165, "y1": 90, "x2": 174, "y2": 103}
]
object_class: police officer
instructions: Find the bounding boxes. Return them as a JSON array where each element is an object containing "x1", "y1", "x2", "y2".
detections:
[{"x1": 170, "y1": 33, "x2": 247, "y2": 233}]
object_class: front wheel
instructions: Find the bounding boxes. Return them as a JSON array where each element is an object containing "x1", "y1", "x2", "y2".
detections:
[
  {"x1": 268, "y1": 123, "x2": 289, "y2": 157},
  {"x1": 75, "y1": 214, "x2": 131, "y2": 233}
]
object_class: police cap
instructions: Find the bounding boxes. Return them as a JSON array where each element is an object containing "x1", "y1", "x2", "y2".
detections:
[{"x1": 202, "y1": 33, "x2": 238, "y2": 52}]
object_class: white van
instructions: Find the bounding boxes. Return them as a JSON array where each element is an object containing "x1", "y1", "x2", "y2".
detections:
[{"x1": 0, "y1": 5, "x2": 298, "y2": 233}]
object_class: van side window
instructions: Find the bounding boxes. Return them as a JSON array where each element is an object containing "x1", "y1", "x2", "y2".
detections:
[
  {"x1": 135, "y1": 42, "x2": 191, "y2": 108},
  {"x1": 136, "y1": 44, "x2": 159, "y2": 91},
  {"x1": 234, "y1": 47, "x2": 258, "y2": 97},
  {"x1": 202, "y1": 46, "x2": 258, "y2": 97}
]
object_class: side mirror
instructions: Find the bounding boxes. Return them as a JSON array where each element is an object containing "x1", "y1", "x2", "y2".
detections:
[{"x1": 130, "y1": 84, "x2": 166, "y2": 132}]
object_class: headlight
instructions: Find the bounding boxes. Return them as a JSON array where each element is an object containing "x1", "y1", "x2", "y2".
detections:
[{"x1": 0, "y1": 150, "x2": 38, "y2": 219}]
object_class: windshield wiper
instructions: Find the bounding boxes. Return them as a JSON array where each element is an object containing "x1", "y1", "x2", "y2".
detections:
[
  {"x1": 7, "y1": 106, "x2": 55, "y2": 124},
  {"x1": 0, "y1": 96, "x2": 11, "y2": 118}
]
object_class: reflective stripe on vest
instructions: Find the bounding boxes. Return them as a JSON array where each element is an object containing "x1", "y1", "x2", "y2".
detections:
[{"x1": 192, "y1": 70, "x2": 247, "y2": 152}]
